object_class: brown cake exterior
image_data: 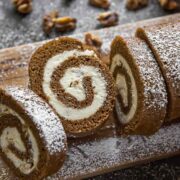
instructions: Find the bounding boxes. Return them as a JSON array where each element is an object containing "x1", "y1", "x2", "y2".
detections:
[
  {"x1": 110, "y1": 36, "x2": 167, "y2": 135},
  {"x1": 29, "y1": 37, "x2": 115, "y2": 137},
  {"x1": 0, "y1": 87, "x2": 67, "y2": 179},
  {"x1": 136, "y1": 22, "x2": 180, "y2": 122}
]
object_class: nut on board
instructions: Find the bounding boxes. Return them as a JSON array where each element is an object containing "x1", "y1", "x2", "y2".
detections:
[{"x1": 97, "y1": 12, "x2": 119, "y2": 27}]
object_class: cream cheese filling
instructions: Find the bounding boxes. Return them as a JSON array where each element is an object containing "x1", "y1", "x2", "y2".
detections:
[
  {"x1": 110, "y1": 54, "x2": 138, "y2": 124},
  {"x1": 0, "y1": 104, "x2": 39, "y2": 174},
  {"x1": 43, "y1": 50, "x2": 108, "y2": 121}
]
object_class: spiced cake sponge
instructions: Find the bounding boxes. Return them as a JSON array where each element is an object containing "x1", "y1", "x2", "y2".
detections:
[
  {"x1": 136, "y1": 21, "x2": 180, "y2": 122},
  {"x1": 29, "y1": 37, "x2": 116, "y2": 136},
  {"x1": 0, "y1": 86, "x2": 67, "y2": 179},
  {"x1": 110, "y1": 36, "x2": 168, "y2": 135}
]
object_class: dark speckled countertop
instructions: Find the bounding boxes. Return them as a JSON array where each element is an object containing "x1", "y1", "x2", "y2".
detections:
[
  {"x1": 0, "y1": 0, "x2": 179, "y2": 179},
  {"x1": 0, "y1": 0, "x2": 179, "y2": 49}
]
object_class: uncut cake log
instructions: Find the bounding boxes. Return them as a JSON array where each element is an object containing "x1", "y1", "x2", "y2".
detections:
[
  {"x1": 110, "y1": 36, "x2": 167, "y2": 135},
  {"x1": 29, "y1": 37, "x2": 116, "y2": 137},
  {"x1": 0, "y1": 87, "x2": 67, "y2": 179},
  {"x1": 136, "y1": 22, "x2": 180, "y2": 122}
]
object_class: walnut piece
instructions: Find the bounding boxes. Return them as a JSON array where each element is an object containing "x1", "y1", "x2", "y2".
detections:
[
  {"x1": 54, "y1": 17, "x2": 77, "y2": 33},
  {"x1": 159, "y1": 0, "x2": 179, "y2": 10},
  {"x1": 85, "y1": 33, "x2": 102, "y2": 51},
  {"x1": 84, "y1": 33, "x2": 109, "y2": 66},
  {"x1": 89, "y1": 0, "x2": 110, "y2": 9},
  {"x1": 42, "y1": 11, "x2": 59, "y2": 34},
  {"x1": 126, "y1": 0, "x2": 148, "y2": 10},
  {"x1": 12, "y1": 0, "x2": 32, "y2": 14},
  {"x1": 97, "y1": 12, "x2": 119, "y2": 27}
]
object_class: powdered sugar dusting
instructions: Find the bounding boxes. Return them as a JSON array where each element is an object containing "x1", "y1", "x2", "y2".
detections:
[
  {"x1": 3, "y1": 87, "x2": 67, "y2": 155},
  {"x1": 45, "y1": 122, "x2": 180, "y2": 179},
  {"x1": 0, "y1": 15, "x2": 179, "y2": 179},
  {"x1": 127, "y1": 38, "x2": 167, "y2": 111},
  {"x1": 0, "y1": 43, "x2": 41, "y2": 82},
  {"x1": 0, "y1": 122, "x2": 179, "y2": 179},
  {"x1": 139, "y1": 22, "x2": 180, "y2": 104}
]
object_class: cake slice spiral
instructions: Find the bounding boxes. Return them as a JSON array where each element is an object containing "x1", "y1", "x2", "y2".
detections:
[
  {"x1": 110, "y1": 36, "x2": 167, "y2": 135},
  {"x1": 0, "y1": 87, "x2": 67, "y2": 179},
  {"x1": 136, "y1": 22, "x2": 180, "y2": 122},
  {"x1": 29, "y1": 37, "x2": 115, "y2": 136}
]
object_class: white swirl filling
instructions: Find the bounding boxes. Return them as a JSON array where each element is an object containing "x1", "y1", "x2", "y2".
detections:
[
  {"x1": 0, "y1": 104, "x2": 39, "y2": 174},
  {"x1": 43, "y1": 50, "x2": 107, "y2": 121},
  {"x1": 110, "y1": 54, "x2": 138, "y2": 124}
]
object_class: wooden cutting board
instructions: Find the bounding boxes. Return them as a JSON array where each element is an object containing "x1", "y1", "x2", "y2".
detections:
[{"x1": 0, "y1": 14, "x2": 180, "y2": 180}]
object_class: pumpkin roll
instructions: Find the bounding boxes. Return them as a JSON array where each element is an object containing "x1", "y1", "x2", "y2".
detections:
[
  {"x1": 29, "y1": 37, "x2": 115, "y2": 136},
  {"x1": 0, "y1": 87, "x2": 67, "y2": 179},
  {"x1": 136, "y1": 22, "x2": 180, "y2": 122},
  {"x1": 110, "y1": 36, "x2": 167, "y2": 135}
]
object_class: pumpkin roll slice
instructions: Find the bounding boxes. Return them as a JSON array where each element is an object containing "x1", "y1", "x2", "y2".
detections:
[
  {"x1": 136, "y1": 22, "x2": 180, "y2": 122},
  {"x1": 110, "y1": 36, "x2": 167, "y2": 135},
  {"x1": 29, "y1": 37, "x2": 115, "y2": 136},
  {"x1": 0, "y1": 87, "x2": 67, "y2": 179}
]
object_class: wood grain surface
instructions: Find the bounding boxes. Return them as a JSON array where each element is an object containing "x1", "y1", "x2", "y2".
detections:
[{"x1": 0, "y1": 14, "x2": 180, "y2": 179}]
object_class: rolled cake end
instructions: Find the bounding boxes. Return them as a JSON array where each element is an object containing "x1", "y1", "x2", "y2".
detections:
[
  {"x1": 0, "y1": 87, "x2": 67, "y2": 179},
  {"x1": 110, "y1": 36, "x2": 167, "y2": 135},
  {"x1": 29, "y1": 37, "x2": 116, "y2": 137},
  {"x1": 136, "y1": 22, "x2": 180, "y2": 122}
]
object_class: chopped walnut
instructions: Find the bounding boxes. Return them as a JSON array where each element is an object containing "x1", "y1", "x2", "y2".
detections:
[
  {"x1": 126, "y1": 0, "x2": 148, "y2": 10},
  {"x1": 97, "y1": 12, "x2": 119, "y2": 27},
  {"x1": 12, "y1": 0, "x2": 32, "y2": 14},
  {"x1": 42, "y1": 11, "x2": 59, "y2": 34},
  {"x1": 54, "y1": 17, "x2": 77, "y2": 33},
  {"x1": 159, "y1": 0, "x2": 179, "y2": 10},
  {"x1": 84, "y1": 33, "x2": 109, "y2": 66},
  {"x1": 84, "y1": 33, "x2": 102, "y2": 52},
  {"x1": 70, "y1": 80, "x2": 79, "y2": 87},
  {"x1": 89, "y1": 0, "x2": 110, "y2": 9}
]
